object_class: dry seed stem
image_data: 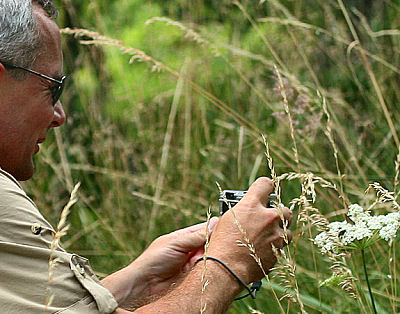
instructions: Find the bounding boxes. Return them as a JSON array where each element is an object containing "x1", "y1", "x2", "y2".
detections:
[
  {"x1": 45, "y1": 183, "x2": 80, "y2": 310},
  {"x1": 274, "y1": 65, "x2": 300, "y2": 171},
  {"x1": 200, "y1": 206, "x2": 212, "y2": 314}
]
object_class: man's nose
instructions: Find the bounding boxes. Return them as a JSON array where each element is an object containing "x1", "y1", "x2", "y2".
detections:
[{"x1": 51, "y1": 100, "x2": 66, "y2": 127}]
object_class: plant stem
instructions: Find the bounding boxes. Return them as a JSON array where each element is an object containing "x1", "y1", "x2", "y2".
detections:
[{"x1": 361, "y1": 249, "x2": 377, "y2": 314}]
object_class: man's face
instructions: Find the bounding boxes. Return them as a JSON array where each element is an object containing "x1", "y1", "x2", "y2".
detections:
[{"x1": 0, "y1": 4, "x2": 66, "y2": 181}]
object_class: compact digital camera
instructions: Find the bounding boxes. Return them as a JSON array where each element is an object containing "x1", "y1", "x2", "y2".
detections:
[{"x1": 218, "y1": 190, "x2": 278, "y2": 215}]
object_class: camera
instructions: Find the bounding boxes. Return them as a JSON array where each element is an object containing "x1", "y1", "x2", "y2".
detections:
[{"x1": 219, "y1": 190, "x2": 278, "y2": 215}]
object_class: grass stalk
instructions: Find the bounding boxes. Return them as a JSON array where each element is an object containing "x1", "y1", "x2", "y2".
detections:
[
  {"x1": 146, "y1": 61, "x2": 186, "y2": 240},
  {"x1": 362, "y1": 249, "x2": 378, "y2": 314},
  {"x1": 337, "y1": 0, "x2": 400, "y2": 148}
]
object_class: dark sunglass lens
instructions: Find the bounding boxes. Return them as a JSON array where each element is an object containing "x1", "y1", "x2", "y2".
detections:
[{"x1": 52, "y1": 77, "x2": 65, "y2": 105}]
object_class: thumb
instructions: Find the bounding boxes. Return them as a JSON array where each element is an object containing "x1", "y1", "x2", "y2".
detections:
[
  {"x1": 241, "y1": 177, "x2": 274, "y2": 207},
  {"x1": 172, "y1": 217, "x2": 218, "y2": 252}
]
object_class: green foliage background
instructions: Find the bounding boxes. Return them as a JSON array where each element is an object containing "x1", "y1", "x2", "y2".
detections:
[{"x1": 24, "y1": 0, "x2": 400, "y2": 312}]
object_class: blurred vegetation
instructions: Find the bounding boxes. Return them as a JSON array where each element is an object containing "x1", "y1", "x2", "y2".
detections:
[{"x1": 23, "y1": 0, "x2": 400, "y2": 312}]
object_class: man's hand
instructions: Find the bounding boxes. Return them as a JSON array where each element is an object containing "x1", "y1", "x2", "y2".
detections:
[
  {"x1": 133, "y1": 217, "x2": 219, "y2": 293},
  {"x1": 102, "y1": 218, "x2": 218, "y2": 310},
  {"x1": 206, "y1": 177, "x2": 293, "y2": 283}
]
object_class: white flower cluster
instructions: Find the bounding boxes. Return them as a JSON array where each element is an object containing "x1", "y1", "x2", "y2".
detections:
[{"x1": 314, "y1": 204, "x2": 400, "y2": 253}]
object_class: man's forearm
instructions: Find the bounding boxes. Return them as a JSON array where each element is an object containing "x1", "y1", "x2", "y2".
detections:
[
  {"x1": 133, "y1": 260, "x2": 242, "y2": 314},
  {"x1": 102, "y1": 260, "x2": 153, "y2": 310}
]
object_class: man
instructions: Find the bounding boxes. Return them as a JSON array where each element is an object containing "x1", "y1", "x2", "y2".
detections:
[{"x1": 0, "y1": 1, "x2": 293, "y2": 313}]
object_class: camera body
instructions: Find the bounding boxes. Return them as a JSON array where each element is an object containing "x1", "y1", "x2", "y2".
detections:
[{"x1": 219, "y1": 190, "x2": 278, "y2": 215}]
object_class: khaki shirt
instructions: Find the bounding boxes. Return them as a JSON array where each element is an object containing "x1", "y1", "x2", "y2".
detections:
[{"x1": 0, "y1": 168, "x2": 118, "y2": 313}]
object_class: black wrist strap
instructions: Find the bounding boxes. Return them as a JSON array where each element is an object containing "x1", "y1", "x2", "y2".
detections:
[{"x1": 195, "y1": 256, "x2": 261, "y2": 300}]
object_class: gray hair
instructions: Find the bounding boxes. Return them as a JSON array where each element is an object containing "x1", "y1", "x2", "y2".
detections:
[{"x1": 0, "y1": 0, "x2": 58, "y2": 78}]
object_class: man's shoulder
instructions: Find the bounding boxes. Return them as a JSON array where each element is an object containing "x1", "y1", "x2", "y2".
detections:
[
  {"x1": 0, "y1": 167, "x2": 37, "y2": 210},
  {"x1": 0, "y1": 167, "x2": 24, "y2": 192},
  {"x1": 0, "y1": 167, "x2": 55, "y2": 243}
]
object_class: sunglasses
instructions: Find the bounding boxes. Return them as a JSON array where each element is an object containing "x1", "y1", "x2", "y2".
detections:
[{"x1": 0, "y1": 60, "x2": 66, "y2": 105}]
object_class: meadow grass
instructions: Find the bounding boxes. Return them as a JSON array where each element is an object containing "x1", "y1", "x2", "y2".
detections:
[{"x1": 28, "y1": 0, "x2": 400, "y2": 312}]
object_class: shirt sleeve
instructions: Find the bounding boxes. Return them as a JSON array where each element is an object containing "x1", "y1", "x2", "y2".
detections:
[{"x1": 0, "y1": 169, "x2": 118, "y2": 313}]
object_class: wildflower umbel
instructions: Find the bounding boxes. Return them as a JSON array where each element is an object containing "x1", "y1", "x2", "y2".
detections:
[{"x1": 314, "y1": 204, "x2": 400, "y2": 254}]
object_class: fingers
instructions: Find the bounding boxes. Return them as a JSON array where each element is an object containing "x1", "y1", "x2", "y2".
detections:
[
  {"x1": 188, "y1": 248, "x2": 205, "y2": 266},
  {"x1": 286, "y1": 229, "x2": 293, "y2": 243},
  {"x1": 241, "y1": 177, "x2": 274, "y2": 207},
  {"x1": 275, "y1": 206, "x2": 293, "y2": 228},
  {"x1": 174, "y1": 217, "x2": 218, "y2": 234},
  {"x1": 271, "y1": 229, "x2": 293, "y2": 250},
  {"x1": 279, "y1": 229, "x2": 293, "y2": 246},
  {"x1": 168, "y1": 217, "x2": 219, "y2": 252},
  {"x1": 273, "y1": 207, "x2": 293, "y2": 248}
]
